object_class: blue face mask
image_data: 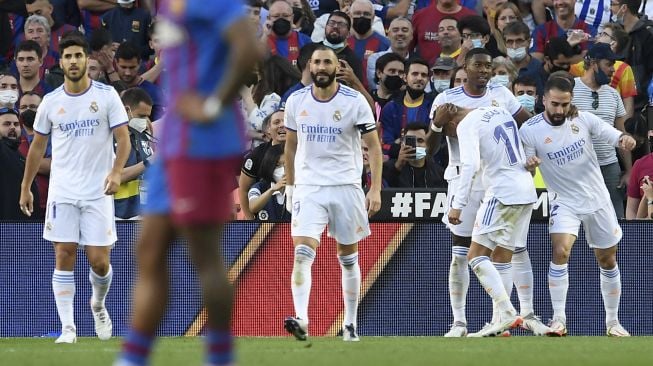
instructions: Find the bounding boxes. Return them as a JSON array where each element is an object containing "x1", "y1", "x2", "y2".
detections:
[
  {"x1": 594, "y1": 66, "x2": 611, "y2": 86},
  {"x1": 471, "y1": 39, "x2": 484, "y2": 49},
  {"x1": 491, "y1": 74, "x2": 510, "y2": 87},
  {"x1": 516, "y1": 94, "x2": 536, "y2": 113},
  {"x1": 414, "y1": 146, "x2": 427, "y2": 160}
]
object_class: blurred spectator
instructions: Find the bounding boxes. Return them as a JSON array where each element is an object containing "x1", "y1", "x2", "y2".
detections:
[
  {"x1": 346, "y1": 0, "x2": 391, "y2": 89},
  {"x1": 427, "y1": 57, "x2": 455, "y2": 94},
  {"x1": 114, "y1": 87, "x2": 154, "y2": 219},
  {"x1": 0, "y1": 72, "x2": 19, "y2": 108},
  {"x1": 239, "y1": 110, "x2": 286, "y2": 219},
  {"x1": 530, "y1": 0, "x2": 595, "y2": 62},
  {"x1": 382, "y1": 122, "x2": 446, "y2": 188},
  {"x1": 266, "y1": 0, "x2": 312, "y2": 66},
  {"x1": 457, "y1": 15, "x2": 493, "y2": 65},
  {"x1": 246, "y1": 0, "x2": 265, "y2": 38},
  {"x1": 569, "y1": 23, "x2": 637, "y2": 120},
  {"x1": 141, "y1": 21, "x2": 163, "y2": 84},
  {"x1": 626, "y1": 136, "x2": 653, "y2": 219},
  {"x1": 247, "y1": 143, "x2": 290, "y2": 221},
  {"x1": 572, "y1": 43, "x2": 629, "y2": 218},
  {"x1": 372, "y1": 52, "x2": 405, "y2": 110},
  {"x1": 512, "y1": 74, "x2": 538, "y2": 113},
  {"x1": 617, "y1": 0, "x2": 653, "y2": 112},
  {"x1": 115, "y1": 41, "x2": 163, "y2": 120},
  {"x1": 319, "y1": 11, "x2": 364, "y2": 81},
  {"x1": 0, "y1": 107, "x2": 39, "y2": 219},
  {"x1": 492, "y1": 2, "x2": 522, "y2": 56},
  {"x1": 312, "y1": 0, "x2": 385, "y2": 43},
  {"x1": 361, "y1": 137, "x2": 387, "y2": 189},
  {"x1": 288, "y1": 0, "x2": 316, "y2": 36},
  {"x1": 18, "y1": 90, "x2": 41, "y2": 114},
  {"x1": 86, "y1": 56, "x2": 102, "y2": 81},
  {"x1": 451, "y1": 65, "x2": 467, "y2": 88},
  {"x1": 490, "y1": 56, "x2": 517, "y2": 89},
  {"x1": 380, "y1": 58, "x2": 433, "y2": 148},
  {"x1": 435, "y1": 16, "x2": 463, "y2": 62},
  {"x1": 77, "y1": 0, "x2": 125, "y2": 35},
  {"x1": 88, "y1": 28, "x2": 128, "y2": 91},
  {"x1": 24, "y1": 0, "x2": 77, "y2": 52},
  {"x1": 242, "y1": 55, "x2": 300, "y2": 140},
  {"x1": 101, "y1": 0, "x2": 152, "y2": 58},
  {"x1": 640, "y1": 175, "x2": 653, "y2": 219},
  {"x1": 411, "y1": 0, "x2": 476, "y2": 64},
  {"x1": 280, "y1": 43, "x2": 318, "y2": 110},
  {"x1": 17, "y1": 107, "x2": 49, "y2": 216},
  {"x1": 366, "y1": 16, "x2": 413, "y2": 91},
  {"x1": 15, "y1": 40, "x2": 53, "y2": 96},
  {"x1": 0, "y1": 1, "x2": 27, "y2": 69},
  {"x1": 503, "y1": 21, "x2": 545, "y2": 97},
  {"x1": 515, "y1": 0, "x2": 536, "y2": 32},
  {"x1": 21, "y1": 15, "x2": 59, "y2": 79}
]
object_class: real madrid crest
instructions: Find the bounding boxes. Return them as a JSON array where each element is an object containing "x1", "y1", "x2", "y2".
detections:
[
  {"x1": 89, "y1": 101, "x2": 99, "y2": 113},
  {"x1": 333, "y1": 110, "x2": 341, "y2": 122},
  {"x1": 571, "y1": 124, "x2": 579, "y2": 134}
]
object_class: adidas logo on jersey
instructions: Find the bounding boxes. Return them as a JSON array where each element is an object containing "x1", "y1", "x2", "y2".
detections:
[
  {"x1": 57, "y1": 107, "x2": 66, "y2": 115},
  {"x1": 544, "y1": 137, "x2": 553, "y2": 144},
  {"x1": 300, "y1": 110, "x2": 309, "y2": 117}
]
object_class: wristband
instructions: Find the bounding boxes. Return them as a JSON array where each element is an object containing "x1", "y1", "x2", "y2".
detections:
[
  {"x1": 202, "y1": 96, "x2": 223, "y2": 119},
  {"x1": 431, "y1": 123, "x2": 443, "y2": 133}
]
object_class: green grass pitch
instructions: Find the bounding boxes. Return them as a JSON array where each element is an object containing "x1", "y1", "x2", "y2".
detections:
[{"x1": 2, "y1": 337, "x2": 653, "y2": 366}]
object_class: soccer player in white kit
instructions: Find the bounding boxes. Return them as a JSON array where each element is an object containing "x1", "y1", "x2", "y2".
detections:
[
  {"x1": 437, "y1": 104, "x2": 537, "y2": 337},
  {"x1": 19, "y1": 31, "x2": 131, "y2": 344},
  {"x1": 428, "y1": 48, "x2": 549, "y2": 337},
  {"x1": 519, "y1": 76, "x2": 635, "y2": 337},
  {"x1": 283, "y1": 45, "x2": 383, "y2": 342}
]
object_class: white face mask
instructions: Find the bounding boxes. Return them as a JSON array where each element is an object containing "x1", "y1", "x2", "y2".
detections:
[
  {"x1": 128, "y1": 117, "x2": 149, "y2": 133},
  {"x1": 273, "y1": 166, "x2": 285, "y2": 183},
  {"x1": 491, "y1": 74, "x2": 510, "y2": 87},
  {"x1": 0, "y1": 90, "x2": 18, "y2": 107},
  {"x1": 414, "y1": 146, "x2": 427, "y2": 160},
  {"x1": 433, "y1": 79, "x2": 450, "y2": 93},
  {"x1": 506, "y1": 47, "x2": 527, "y2": 61},
  {"x1": 471, "y1": 39, "x2": 484, "y2": 49},
  {"x1": 516, "y1": 94, "x2": 536, "y2": 113}
]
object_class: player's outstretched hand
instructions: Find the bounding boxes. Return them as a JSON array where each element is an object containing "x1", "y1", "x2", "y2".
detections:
[
  {"x1": 19, "y1": 189, "x2": 34, "y2": 217},
  {"x1": 366, "y1": 189, "x2": 381, "y2": 217},
  {"x1": 619, "y1": 134, "x2": 636, "y2": 151},
  {"x1": 176, "y1": 92, "x2": 221, "y2": 123},
  {"x1": 524, "y1": 156, "x2": 541, "y2": 172},
  {"x1": 104, "y1": 171, "x2": 121, "y2": 195},
  {"x1": 448, "y1": 208, "x2": 462, "y2": 225}
]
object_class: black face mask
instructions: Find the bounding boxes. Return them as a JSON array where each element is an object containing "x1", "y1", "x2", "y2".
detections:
[
  {"x1": 352, "y1": 17, "x2": 372, "y2": 34},
  {"x1": 405, "y1": 86, "x2": 424, "y2": 100},
  {"x1": 292, "y1": 7, "x2": 303, "y2": 23},
  {"x1": 272, "y1": 18, "x2": 292, "y2": 36},
  {"x1": 548, "y1": 62, "x2": 570, "y2": 74},
  {"x1": 1, "y1": 137, "x2": 19, "y2": 150},
  {"x1": 243, "y1": 71, "x2": 258, "y2": 87},
  {"x1": 383, "y1": 75, "x2": 404, "y2": 91}
]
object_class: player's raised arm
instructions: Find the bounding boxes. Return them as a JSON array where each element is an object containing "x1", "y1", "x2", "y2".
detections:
[{"x1": 176, "y1": 17, "x2": 264, "y2": 122}]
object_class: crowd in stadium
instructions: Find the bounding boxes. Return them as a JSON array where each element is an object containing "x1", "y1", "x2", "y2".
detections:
[{"x1": 1, "y1": 0, "x2": 653, "y2": 222}]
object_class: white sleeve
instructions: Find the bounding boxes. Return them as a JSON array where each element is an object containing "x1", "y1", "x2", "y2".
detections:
[
  {"x1": 499, "y1": 86, "x2": 524, "y2": 116},
  {"x1": 519, "y1": 125, "x2": 537, "y2": 159},
  {"x1": 248, "y1": 93, "x2": 280, "y2": 132},
  {"x1": 108, "y1": 88, "x2": 129, "y2": 129},
  {"x1": 429, "y1": 92, "x2": 446, "y2": 120},
  {"x1": 366, "y1": 52, "x2": 380, "y2": 91},
  {"x1": 311, "y1": 15, "x2": 327, "y2": 42},
  {"x1": 355, "y1": 93, "x2": 376, "y2": 130},
  {"x1": 584, "y1": 112, "x2": 622, "y2": 147},
  {"x1": 452, "y1": 119, "x2": 480, "y2": 209},
  {"x1": 284, "y1": 95, "x2": 297, "y2": 131},
  {"x1": 372, "y1": 16, "x2": 386, "y2": 36},
  {"x1": 33, "y1": 96, "x2": 51, "y2": 135}
]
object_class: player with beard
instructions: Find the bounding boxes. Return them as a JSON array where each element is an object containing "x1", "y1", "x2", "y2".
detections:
[
  {"x1": 428, "y1": 48, "x2": 552, "y2": 337},
  {"x1": 520, "y1": 76, "x2": 635, "y2": 337},
  {"x1": 20, "y1": 30, "x2": 131, "y2": 344},
  {"x1": 283, "y1": 45, "x2": 383, "y2": 342}
]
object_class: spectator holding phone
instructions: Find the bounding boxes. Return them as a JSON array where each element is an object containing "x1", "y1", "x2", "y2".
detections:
[
  {"x1": 382, "y1": 122, "x2": 446, "y2": 188},
  {"x1": 640, "y1": 175, "x2": 653, "y2": 219}
]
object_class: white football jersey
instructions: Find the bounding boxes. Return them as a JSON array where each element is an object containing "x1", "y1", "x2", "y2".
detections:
[
  {"x1": 519, "y1": 111, "x2": 622, "y2": 214},
  {"x1": 285, "y1": 84, "x2": 376, "y2": 186},
  {"x1": 430, "y1": 83, "x2": 524, "y2": 187},
  {"x1": 452, "y1": 107, "x2": 537, "y2": 209},
  {"x1": 34, "y1": 81, "x2": 129, "y2": 200}
]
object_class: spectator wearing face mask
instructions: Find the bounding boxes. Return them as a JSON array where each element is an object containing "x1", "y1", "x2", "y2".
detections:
[
  {"x1": 427, "y1": 56, "x2": 456, "y2": 94},
  {"x1": 366, "y1": 17, "x2": 413, "y2": 91},
  {"x1": 346, "y1": 0, "x2": 390, "y2": 89},
  {"x1": 456, "y1": 15, "x2": 493, "y2": 66},
  {"x1": 490, "y1": 56, "x2": 517, "y2": 89},
  {"x1": 512, "y1": 75, "x2": 538, "y2": 114},
  {"x1": 371, "y1": 52, "x2": 406, "y2": 111},
  {"x1": 0, "y1": 73, "x2": 19, "y2": 108},
  {"x1": 382, "y1": 122, "x2": 446, "y2": 188},
  {"x1": 266, "y1": 0, "x2": 313, "y2": 66},
  {"x1": 247, "y1": 143, "x2": 291, "y2": 221}
]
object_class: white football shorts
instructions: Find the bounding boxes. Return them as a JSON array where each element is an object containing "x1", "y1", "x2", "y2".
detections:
[
  {"x1": 548, "y1": 201, "x2": 622, "y2": 249},
  {"x1": 472, "y1": 197, "x2": 533, "y2": 251},
  {"x1": 43, "y1": 195, "x2": 117, "y2": 246}
]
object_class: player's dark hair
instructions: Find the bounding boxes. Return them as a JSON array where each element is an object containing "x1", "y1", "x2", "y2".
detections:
[
  {"x1": 464, "y1": 48, "x2": 492, "y2": 64},
  {"x1": 15, "y1": 40, "x2": 42, "y2": 59},
  {"x1": 115, "y1": 41, "x2": 140, "y2": 61},
  {"x1": 59, "y1": 30, "x2": 89, "y2": 56},
  {"x1": 544, "y1": 74, "x2": 574, "y2": 95},
  {"x1": 121, "y1": 87, "x2": 153, "y2": 109}
]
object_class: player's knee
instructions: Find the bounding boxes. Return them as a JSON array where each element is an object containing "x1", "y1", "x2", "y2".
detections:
[
  {"x1": 89, "y1": 260, "x2": 110, "y2": 276},
  {"x1": 595, "y1": 248, "x2": 617, "y2": 269},
  {"x1": 54, "y1": 246, "x2": 77, "y2": 266},
  {"x1": 551, "y1": 244, "x2": 571, "y2": 263},
  {"x1": 294, "y1": 245, "x2": 316, "y2": 265},
  {"x1": 338, "y1": 252, "x2": 359, "y2": 270}
]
